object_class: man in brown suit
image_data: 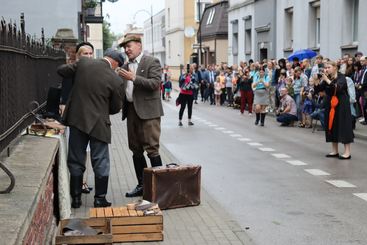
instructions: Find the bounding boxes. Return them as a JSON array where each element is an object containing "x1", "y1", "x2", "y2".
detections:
[
  {"x1": 57, "y1": 49, "x2": 124, "y2": 208},
  {"x1": 118, "y1": 35, "x2": 164, "y2": 197}
]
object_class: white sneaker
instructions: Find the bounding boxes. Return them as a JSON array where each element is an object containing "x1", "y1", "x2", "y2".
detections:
[{"x1": 359, "y1": 118, "x2": 365, "y2": 122}]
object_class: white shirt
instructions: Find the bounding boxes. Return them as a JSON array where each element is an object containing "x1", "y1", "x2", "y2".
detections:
[{"x1": 125, "y1": 52, "x2": 143, "y2": 102}]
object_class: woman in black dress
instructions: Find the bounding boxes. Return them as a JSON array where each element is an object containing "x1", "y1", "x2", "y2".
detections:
[{"x1": 321, "y1": 61, "x2": 354, "y2": 159}]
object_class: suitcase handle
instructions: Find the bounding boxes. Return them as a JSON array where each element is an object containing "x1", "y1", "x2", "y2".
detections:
[{"x1": 166, "y1": 163, "x2": 179, "y2": 168}]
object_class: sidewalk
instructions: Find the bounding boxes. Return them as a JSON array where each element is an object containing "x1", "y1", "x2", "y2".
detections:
[{"x1": 71, "y1": 114, "x2": 254, "y2": 245}]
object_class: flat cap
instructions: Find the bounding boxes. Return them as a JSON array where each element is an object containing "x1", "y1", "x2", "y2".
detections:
[
  {"x1": 119, "y1": 35, "x2": 142, "y2": 48},
  {"x1": 104, "y1": 48, "x2": 125, "y2": 66}
]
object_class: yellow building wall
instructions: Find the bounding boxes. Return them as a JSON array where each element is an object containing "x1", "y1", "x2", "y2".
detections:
[{"x1": 184, "y1": 0, "x2": 198, "y2": 65}]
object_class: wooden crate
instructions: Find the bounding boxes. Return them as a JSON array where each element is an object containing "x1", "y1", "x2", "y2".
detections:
[
  {"x1": 89, "y1": 206, "x2": 163, "y2": 243},
  {"x1": 55, "y1": 218, "x2": 113, "y2": 244}
]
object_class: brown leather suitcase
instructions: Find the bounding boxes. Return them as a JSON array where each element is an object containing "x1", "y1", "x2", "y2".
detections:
[{"x1": 143, "y1": 163, "x2": 201, "y2": 210}]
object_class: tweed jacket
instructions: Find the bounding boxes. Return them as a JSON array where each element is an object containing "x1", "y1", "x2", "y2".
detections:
[
  {"x1": 121, "y1": 55, "x2": 164, "y2": 120},
  {"x1": 57, "y1": 58, "x2": 124, "y2": 143}
]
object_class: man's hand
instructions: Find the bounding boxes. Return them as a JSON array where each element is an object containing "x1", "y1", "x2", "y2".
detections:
[
  {"x1": 59, "y1": 105, "x2": 65, "y2": 116},
  {"x1": 118, "y1": 68, "x2": 136, "y2": 81}
]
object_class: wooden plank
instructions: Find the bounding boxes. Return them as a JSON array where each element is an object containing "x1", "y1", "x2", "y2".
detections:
[
  {"x1": 112, "y1": 207, "x2": 122, "y2": 217},
  {"x1": 89, "y1": 208, "x2": 97, "y2": 218},
  {"x1": 113, "y1": 232, "x2": 163, "y2": 242},
  {"x1": 96, "y1": 208, "x2": 105, "y2": 218},
  {"x1": 112, "y1": 224, "x2": 163, "y2": 234},
  {"x1": 128, "y1": 209, "x2": 138, "y2": 216},
  {"x1": 111, "y1": 216, "x2": 163, "y2": 226},
  {"x1": 120, "y1": 207, "x2": 129, "y2": 217},
  {"x1": 137, "y1": 210, "x2": 144, "y2": 216},
  {"x1": 104, "y1": 207, "x2": 114, "y2": 217}
]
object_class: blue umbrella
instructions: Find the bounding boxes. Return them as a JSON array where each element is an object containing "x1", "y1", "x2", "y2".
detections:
[{"x1": 288, "y1": 49, "x2": 317, "y2": 61}]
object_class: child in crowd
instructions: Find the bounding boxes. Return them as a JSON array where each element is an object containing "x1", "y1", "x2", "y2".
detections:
[
  {"x1": 164, "y1": 79, "x2": 172, "y2": 101},
  {"x1": 214, "y1": 76, "x2": 222, "y2": 106},
  {"x1": 285, "y1": 77, "x2": 294, "y2": 98},
  {"x1": 299, "y1": 78, "x2": 315, "y2": 128}
]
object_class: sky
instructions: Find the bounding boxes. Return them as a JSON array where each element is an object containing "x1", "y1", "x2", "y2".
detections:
[{"x1": 103, "y1": 0, "x2": 165, "y2": 35}]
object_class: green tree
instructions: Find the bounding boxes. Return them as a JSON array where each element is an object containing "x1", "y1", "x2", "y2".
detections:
[{"x1": 103, "y1": 20, "x2": 115, "y2": 50}]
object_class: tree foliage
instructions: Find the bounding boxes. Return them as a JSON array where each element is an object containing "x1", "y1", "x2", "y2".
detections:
[{"x1": 103, "y1": 20, "x2": 115, "y2": 50}]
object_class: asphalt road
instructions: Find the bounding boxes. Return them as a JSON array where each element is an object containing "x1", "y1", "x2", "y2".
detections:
[{"x1": 160, "y1": 92, "x2": 367, "y2": 245}]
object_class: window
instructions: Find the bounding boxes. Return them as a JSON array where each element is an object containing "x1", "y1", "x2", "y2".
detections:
[
  {"x1": 167, "y1": 8, "x2": 170, "y2": 29},
  {"x1": 206, "y1": 8, "x2": 215, "y2": 25},
  {"x1": 232, "y1": 20, "x2": 238, "y2": 56},
  {"x1": 244, "y1": 16, "x2": 252, "y2": 54},
  {"x1": 284, "y1": 7, "x2": 293, "y2": 49},
  {"x1": 168, "y1": 40, "x2": 171, "y2": 59},
  {"x1": 195, "y1": 1, "x2": 211, "y2": 22},
  {"x1": 352, "y1": 0, "x2": 359, "y2": 42}
]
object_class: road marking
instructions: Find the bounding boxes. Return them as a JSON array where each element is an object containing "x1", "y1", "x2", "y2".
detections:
[
  {"x1": 215, "y1": 127, "x2": 225, "y2": 130},
  {"x1": 272, "y1": 153, "x2": 291, "y2": 159},
  {"x1": 325, "y1": 180, "x2": 356, "y2": 188},
  {"x1": 286, "y1": 160, "x2": 308, "y2": 166},
  {"x1": 230, "y1": 134, "x2": 242, "y2": 138},
  {"x1": 238, "y1": 138, "x2": 251, "y2": 141},
  {"x1": 208, "y1": 124, "x2": 217, "y2": 127},
  {"x1": 222, "y1": 130, "x2": 234, "y2": 134},
  {"x1": 258, "y1": 147, "x2": 275, "y2": 152},
  {"x1": 353, "y1": 193, "x2": 367, "y2": 202},
  {"x1": 247, "y1": 142, "x2": 263, "y2": 146},
  {"x1": 304, "y1": 169, "x2": 330, "y2": 176}
]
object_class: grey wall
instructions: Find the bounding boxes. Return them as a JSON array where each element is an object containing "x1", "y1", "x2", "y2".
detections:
[{"x1": 1, "y1": 0, "x2": 80, "y2": 39}]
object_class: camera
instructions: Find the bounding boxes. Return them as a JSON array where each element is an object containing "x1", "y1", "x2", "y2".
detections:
[{"x1": 317, "y1": 73, "x2": 323, "y2": 79}]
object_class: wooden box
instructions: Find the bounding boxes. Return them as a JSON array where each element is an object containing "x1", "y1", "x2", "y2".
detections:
[
  {"x1": 89, "y1": 206, "x2": 163, "y2": 243},
  {"x1": 55, "y1": 218, "x2": 113, "y2": 244}
]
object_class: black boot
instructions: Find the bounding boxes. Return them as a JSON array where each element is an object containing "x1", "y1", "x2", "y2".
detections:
[
  {"x1": 125, "y1": 154, "x2": 147, "y2": 197},
  {"x1": 150, "y1": 155, "x2": 162, "y2": 167},
  {"x1": 94, "y1": 176, "x2": 111, "y2": 207},
  {"x1": 255, "y1": 113, "x2": 260, "y2": 125},
  {"x1": 260, "y1": 113, "x2": 266, "y2": 126},
  {"x1": 70, "y1": 175, "x2": 83, "y2": 208}
]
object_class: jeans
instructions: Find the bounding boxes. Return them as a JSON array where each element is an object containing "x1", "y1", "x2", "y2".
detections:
[
  {"x1": 294, "y1": 93, "x2": 302, "y2": 120},
  {"x1": 310, "y1": 109, "x2": 325, "y2": 129},
  {"x1": 276, "y1": 113, "x2": 298, "y2": 125}
]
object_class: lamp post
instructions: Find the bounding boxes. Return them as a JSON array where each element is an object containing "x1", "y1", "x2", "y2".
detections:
[
  {"x1": 198, "y1": 0, "x2": 202, "y2": 66},
  {"x1": 133, "y1": 7, "x2": 154, "y2": 57}
]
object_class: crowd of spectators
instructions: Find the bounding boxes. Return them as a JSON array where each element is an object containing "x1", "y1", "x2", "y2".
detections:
[{"x1": 161, "y1": 51, "x2": 367, "y2": 131}]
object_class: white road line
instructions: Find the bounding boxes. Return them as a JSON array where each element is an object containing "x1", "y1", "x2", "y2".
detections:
[
  {"x1": 258, "y1": 147, "x2": 275, "y2": 152},
  {"x1": 304, "y1": 169, "x2": 330, "y2": 176},
  {"x1": 286, "y1": 160, "x2": 308, "y2": 166},
  {"x1": 247, "y1": 142, "x2": 263, "y2": 146},
  {"x1": 238, "y1": 138, "x2": 251, "y2": 141},
  {"x1": 325, "y1": 180, "x2": 356, "y2": 188},
  {"x1": 353, "y1": 193, "x2": 367, "y2": 202},
  {"x1": 230, "y1": 134, "x2": 242, "y2": 137},
  {"x1": 215, "y1": 127, "x2": 225, "y2": 130},
  {"x1": 272, "y1": 153, "x2": 291, "y2": 159},
  {"x1": 222, "y1": 130, "x2": 234, "y2": 134}
]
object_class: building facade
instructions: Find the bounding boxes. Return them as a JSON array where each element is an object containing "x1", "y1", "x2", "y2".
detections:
[
  {"x1": 228, "y1": 0, "x2": 366, "y2": 64},
  {"x1": 165, "y1": 0, "x2": 213, "y2": 79},
  {"x1": 143, "y1": 9, "x2": 166, "y2": 66}
]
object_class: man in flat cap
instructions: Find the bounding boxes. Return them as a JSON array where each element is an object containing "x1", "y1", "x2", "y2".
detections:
[
  {"x1": 117, "y1": 35, "x2": 164, "y2": 197},
  {"x1": 57, "y1": 49, "x2": 125, "y2": 208}
]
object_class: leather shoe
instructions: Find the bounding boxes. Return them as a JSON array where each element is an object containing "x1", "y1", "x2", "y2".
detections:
[
  {"x1": 326, "y1": 153, "x2": 339, "y2": 158},
  {"x1": 125, "y1": 185, "x2": 143, "y2": 197},
  {"x1": 339, "y1": 155, "x2": 351, "y2": 160},
  {"x1": 71, "y1": 196, "x2": 82, "y2": 208},
  {"x1": 94, "y1": 196, "x2": 111, "y2": 207}
]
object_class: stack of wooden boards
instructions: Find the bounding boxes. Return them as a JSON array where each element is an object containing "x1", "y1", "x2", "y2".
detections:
[{"x1": 89, "y1": 206, "x2": 163, "y2": 243}]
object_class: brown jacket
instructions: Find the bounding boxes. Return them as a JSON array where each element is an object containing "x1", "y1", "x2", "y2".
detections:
[
  {"x1": 57, "y1": 58, "x2": 124, "y2": 143},
  {"x1": 122, "y1": 55, "x2": 164, "y2": 120}
]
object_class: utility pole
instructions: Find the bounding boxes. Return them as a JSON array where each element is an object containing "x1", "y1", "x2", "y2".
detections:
[
  {"x1": 198, "y1": 0, "x2": 202, "y2": 66},
  {"x1": 151, "y1": 5, "x2": 154, "y2": 57}
]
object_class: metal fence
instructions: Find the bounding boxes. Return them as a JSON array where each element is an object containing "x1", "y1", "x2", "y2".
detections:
[{"x1": 0, "y1": 14, "x2": 66, "y2": 154}]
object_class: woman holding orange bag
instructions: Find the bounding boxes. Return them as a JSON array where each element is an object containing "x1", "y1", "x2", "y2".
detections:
[{"x1": 320, "y1": 61, "x2": 354, "y2": 159}]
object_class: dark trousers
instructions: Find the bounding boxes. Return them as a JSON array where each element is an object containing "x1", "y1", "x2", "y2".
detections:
[
  {"x1": 67, "y1": 126, "x2": 110, "y2": 178},
  {"x1": 310, "y1": 109, "x2": 325, "y2": 129},
  {"x1": 240, "y1": 90, "x2": 253, "y2": 113},
  {"x1": 276, "y1": 113, "x2": 298, "y2": 125},
  {"x1": 226, "y1": 87, "x2": 233, "y2": 105},
  {"x1": 179, "y1": 94, "x2": 194, "y2": 120}
]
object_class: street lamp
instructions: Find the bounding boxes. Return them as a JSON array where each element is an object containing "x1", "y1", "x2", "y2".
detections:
[{"x1": 133, "y1": 6, "x2": 154, "y2": 57}]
